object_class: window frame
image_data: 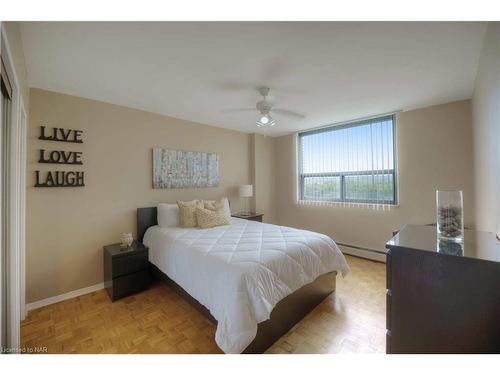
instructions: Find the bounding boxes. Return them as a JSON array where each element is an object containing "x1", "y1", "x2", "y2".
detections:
[{"x1": 298, "y1": 115, "x2": 398, "y2": 205}]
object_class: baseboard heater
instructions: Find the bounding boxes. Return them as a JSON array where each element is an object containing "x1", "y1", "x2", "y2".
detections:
[{"x1": 337, "y1": 242, "x2": 387, "y2": 255}]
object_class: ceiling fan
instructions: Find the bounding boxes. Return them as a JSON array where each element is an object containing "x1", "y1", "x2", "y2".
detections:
[{"x1": 225, "y1": 86, "x2": 305, "y2": 128}]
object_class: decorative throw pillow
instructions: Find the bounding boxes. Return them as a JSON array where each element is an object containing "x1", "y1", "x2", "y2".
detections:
[
  {"x1": 196, "y1": 207, "x2": 231, "y2": 229},
  {"x1": 177, "y1": 200, "x2": 204, "y2": 228},
  {"x1": 203, "y1": 197, "x2": 231, "y2": 219}
]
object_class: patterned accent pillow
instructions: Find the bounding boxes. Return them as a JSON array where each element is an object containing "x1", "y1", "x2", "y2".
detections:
[
  {"x1": 196, "y1": 207, "x2": 231, "y2": 229},
  {"x1": 177, "y1": 200, "x2": 204, "y2": 228},
  {"x1": 203, "y1": 197, "x2": 231, "y2": 219}
]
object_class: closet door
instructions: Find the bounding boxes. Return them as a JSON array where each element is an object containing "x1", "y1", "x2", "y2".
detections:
[{"x1": 0, "y1": 55, "x2": 13, "y2": 350}]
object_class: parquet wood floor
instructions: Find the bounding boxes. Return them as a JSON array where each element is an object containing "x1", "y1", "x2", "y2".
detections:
[{"x1": 21, "y1": 255, "x2": 386, "y2": 354}]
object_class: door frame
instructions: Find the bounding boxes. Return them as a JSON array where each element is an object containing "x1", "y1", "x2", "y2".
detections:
[{"x1": 0, "y1": 22, "x2": 27, "y2": 350}]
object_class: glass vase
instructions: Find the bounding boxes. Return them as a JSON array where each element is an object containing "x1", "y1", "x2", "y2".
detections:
[{"x1": 436, "y1": 190, "x2": 464, "y2": 243}]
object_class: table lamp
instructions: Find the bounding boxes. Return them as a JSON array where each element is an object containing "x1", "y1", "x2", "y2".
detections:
[{"x1": 238, "y1": 184, "x2": 253, "y2": 215}]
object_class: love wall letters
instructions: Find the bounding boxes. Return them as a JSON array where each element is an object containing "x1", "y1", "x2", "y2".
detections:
[
  {"x1": 35, "y1": 126, "x2": 85, "y2": 187},
  {"x1": 39, "y1": 149, "x2": 83, "y2": 165}
]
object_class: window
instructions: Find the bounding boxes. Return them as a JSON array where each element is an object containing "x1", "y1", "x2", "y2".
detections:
[{"x1": 298, "y1": 115, "x2": 397, "y2": 205}]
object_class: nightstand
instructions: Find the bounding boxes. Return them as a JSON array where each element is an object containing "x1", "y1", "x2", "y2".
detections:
[
  {"x1": 103, "y1": 240, "x2": 150, "y2": 301},
  {"x1": 231, "y1": 213, "x2": 264, "y2": 222}
]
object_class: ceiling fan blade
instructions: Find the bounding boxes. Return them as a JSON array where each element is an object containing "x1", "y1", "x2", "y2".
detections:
[{"x1": 272, "y1": 108, "x2": 306, "y2": 119}]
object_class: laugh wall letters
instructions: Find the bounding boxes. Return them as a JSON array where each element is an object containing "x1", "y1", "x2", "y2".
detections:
[{"x1": 35, "y1": 126, "x2": 85, "y2": 187}]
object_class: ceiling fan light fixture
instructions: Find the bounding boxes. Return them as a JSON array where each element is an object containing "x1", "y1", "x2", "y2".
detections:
[{"x1": 256, "y1": 114, "x2": 275, "y2": 127}]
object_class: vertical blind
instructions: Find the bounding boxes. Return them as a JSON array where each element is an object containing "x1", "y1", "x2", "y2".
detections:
[{"x1": 298, "y1": 115, "x2": 397, "y2": 208}]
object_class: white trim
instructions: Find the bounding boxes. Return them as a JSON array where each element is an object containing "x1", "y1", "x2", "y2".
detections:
[
  {"x1": 2, "y1": 24, "x2": 21, "y2": 349},
  {"x1": 1, "y1": 23, "x2": 28, "y2": 349},
  {"x1": 19, "y1": 104, "x2": 26, "y2": 320},
  {"x1": 293, "y1": 133, "x2": 299, "y2": 203},
  {"x1": 0, "y1": 21, "x2": 4, "y2": 348},
  {"x1": 27, "y1": 283, "x2": 105, "y2": 312}
]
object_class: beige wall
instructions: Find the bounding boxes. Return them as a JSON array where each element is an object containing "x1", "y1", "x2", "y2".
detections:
[
  {"x1": 275, "y1": 100, "x2": 474, "y2": 256},
  {"x1": 472, "y1": 22, "x2": 500, "y2": 235},
  {"x1": 27, "y1": 88, "x2": 253, "y2": 303},
  {"x1": 251, "y1": 134, "x2": 277, "y2": 224}
]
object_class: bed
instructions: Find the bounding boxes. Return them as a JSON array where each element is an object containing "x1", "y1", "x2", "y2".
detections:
[{"x1": 138, "y1": 207, "x2": 349, "y2": 353}]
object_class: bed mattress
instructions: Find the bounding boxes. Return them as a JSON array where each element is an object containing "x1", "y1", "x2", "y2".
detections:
[{"x1": 143, "y1": 218, "x2": 349, "y2": 353}]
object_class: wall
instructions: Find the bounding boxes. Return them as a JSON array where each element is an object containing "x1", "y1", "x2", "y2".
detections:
[
  {"x1": 27, "y1": 88, "x2": 252, "y2": 303},
  {"x1": 472, "y1": 22, "x2": 500, "y2": 235},
  {"x1": 275, "y1": 100, "x2": 474, "y2": 257},
  {"x1": 250, "y1": 133, "x2": 277, "y2": 224}
]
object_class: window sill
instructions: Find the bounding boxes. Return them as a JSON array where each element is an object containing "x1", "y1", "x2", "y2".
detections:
[{"x1": 296, "y1": 200, "x2": 400, "y2": 209}]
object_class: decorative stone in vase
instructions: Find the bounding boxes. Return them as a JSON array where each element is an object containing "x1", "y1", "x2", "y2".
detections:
[
  {"x1": 437, "y1": 239, "x2": 464, "y2": 256},
  {"x1": 436, "y1": 190, "x2": 464, "y2": 243}
]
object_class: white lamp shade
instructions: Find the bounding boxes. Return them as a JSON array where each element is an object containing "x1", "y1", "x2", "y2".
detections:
[{"x1": 238, "y1": 184, "x2": 253, "y2": 197}]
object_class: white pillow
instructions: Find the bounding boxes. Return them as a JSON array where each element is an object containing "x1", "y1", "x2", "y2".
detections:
[
  {"x1": 157, "y1": 203, "x2": 179, "y2": 227},
  {"x1": 220, "y1": 197, "x2": 231, "y2": 218}
]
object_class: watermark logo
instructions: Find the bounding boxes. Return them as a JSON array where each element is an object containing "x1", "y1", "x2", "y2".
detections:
[{"x1": 1, "y1": 346, "x2": 48, "y2": 354}]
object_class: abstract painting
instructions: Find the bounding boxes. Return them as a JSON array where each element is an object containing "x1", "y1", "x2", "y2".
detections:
[{"x1": 153, "y1": 148, "x2": 219, "y2": 189}]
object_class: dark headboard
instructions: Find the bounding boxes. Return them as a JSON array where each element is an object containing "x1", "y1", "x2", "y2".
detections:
[
  {"x1": 137, "y1": 207, "x2": 157, "y2": 243},
  {"x1": 137, "y1": 200, "x2": 231, "y2": 243}
]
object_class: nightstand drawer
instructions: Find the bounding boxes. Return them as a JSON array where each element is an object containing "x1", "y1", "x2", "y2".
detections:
[
  {"x1": 112, "y1": 269, "x2": 150, "y2": 300},
  {"x1": 112, "y1": 252, "x2": 148, "y2": 278}
]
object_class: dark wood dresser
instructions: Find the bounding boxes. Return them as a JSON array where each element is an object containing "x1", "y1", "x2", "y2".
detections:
[
  {"x1": 385, "y1": 224, "x2": 500, "y2": 353},
  {"x1": 103, "y1": 241, "x2": 150, "y2": 301}
]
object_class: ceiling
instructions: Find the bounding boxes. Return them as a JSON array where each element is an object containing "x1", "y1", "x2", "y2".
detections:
[{"x1": 20, "y1": 22, "x2": 486, "y2": 136}]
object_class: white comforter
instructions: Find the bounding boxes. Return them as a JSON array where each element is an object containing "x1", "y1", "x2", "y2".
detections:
[{"x1": 143, "y1": 218, "x2": 349, "y2": 353}]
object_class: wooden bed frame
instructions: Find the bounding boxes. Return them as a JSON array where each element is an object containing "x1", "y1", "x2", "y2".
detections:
[{"x1": 137, "y1": 207, "x2": 337, "y2": 353}]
